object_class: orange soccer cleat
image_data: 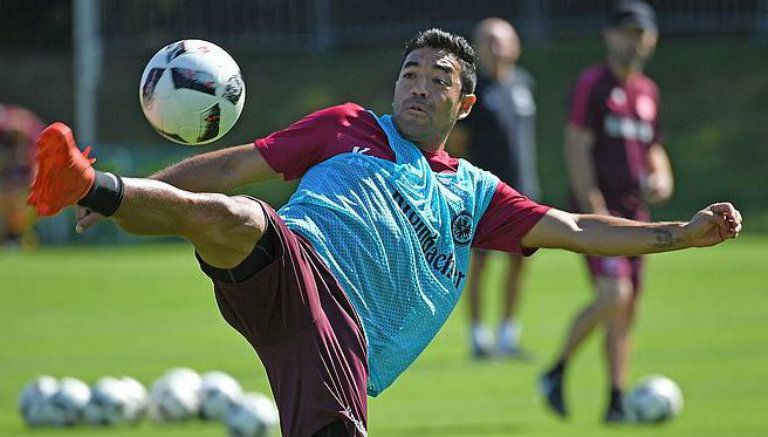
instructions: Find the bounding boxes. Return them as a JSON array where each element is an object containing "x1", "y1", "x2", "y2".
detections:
[{"x1": 27, "y1": 122, "x2": 96, "y2": 217}]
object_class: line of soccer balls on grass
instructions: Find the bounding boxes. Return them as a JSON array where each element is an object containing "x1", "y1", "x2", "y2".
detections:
[{"x1": 19, "y1": 368, "x2": 279, "y2": 437}]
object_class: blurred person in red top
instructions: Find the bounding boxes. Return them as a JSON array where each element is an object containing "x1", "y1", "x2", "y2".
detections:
[
  {"x1": 539, "y1": 0, "x2": 674, "y2": 423},
  {"x1": 0, "y1": 104, "x2": 45, "y2": 247}
]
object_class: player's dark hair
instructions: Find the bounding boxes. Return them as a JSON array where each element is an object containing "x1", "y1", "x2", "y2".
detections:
[{"x1": 402, "y1": 28, "x2": 477, "y2": 96}]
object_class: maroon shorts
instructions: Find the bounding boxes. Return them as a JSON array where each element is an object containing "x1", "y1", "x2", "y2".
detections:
[
  {"x1": 573, "y1": 203, "x2": 648, "y2": 295},
  {"x1": 197, "y1": 200, "x2": 368, "y2": 437},
  {"x1": 585, "y1": 255, "x2": 645, "y2": 295}
]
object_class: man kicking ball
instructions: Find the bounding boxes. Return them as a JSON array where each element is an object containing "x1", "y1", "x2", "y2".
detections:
[{"x1": 28, "y1": 28, "x2": 741, "y2": 437}]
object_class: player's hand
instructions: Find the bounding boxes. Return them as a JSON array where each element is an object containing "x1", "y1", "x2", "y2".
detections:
[
  {"x1": 641, "y1": 173, "x2": 673, "y2": 204},
  {"x1": 75, "y1": 206, "x2": 104, "y2": 233},
  {"x1": 683, "y1": 203, "x2": 742, "y2": 247}
]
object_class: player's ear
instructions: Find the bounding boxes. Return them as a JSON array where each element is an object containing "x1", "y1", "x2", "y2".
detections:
[{"x1": 456, "y1": 94, "x2": 476, "y2": 120}]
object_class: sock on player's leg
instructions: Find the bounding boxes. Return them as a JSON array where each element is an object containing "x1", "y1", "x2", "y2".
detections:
[
  {"x1": 549, "y1": 358, "x2": 567, "y2": 377},
  {"x1": 470, "y1": 322, "x2": 494, "y2": 358},
  {"x1": 539, "y1": 358, "x2": 568, "y2": 417},
  {"x1": 77, "y1": 170, "x2": 125, "y2": 217},
  {"x1": 605, "y1": 386, "x2": 626, "y2": 422},
  {"x1": 609, "y1": 386, "x2": 624, "y2": 410},
  {"x1": 496, "y1": 319, "x2": 520, "y2": 353}
]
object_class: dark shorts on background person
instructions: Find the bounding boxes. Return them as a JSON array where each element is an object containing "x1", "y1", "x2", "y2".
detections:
[
  {"x1": 585, "y1": 255, "x2": 645, "y2": 295},
  {"x1": 196, "y1": 198, "x2": 368, "y2": 437}
]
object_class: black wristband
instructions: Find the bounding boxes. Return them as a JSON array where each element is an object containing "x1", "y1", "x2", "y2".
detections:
[{"x1": 77, "y1": 171, "x2": 125, "y2": 217}]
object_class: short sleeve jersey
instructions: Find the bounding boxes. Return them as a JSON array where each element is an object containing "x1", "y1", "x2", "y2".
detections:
[
  {"x1": 567, "y1": 64, "x2": 662, "y2": 219},
  {"x1": 255, "y1": 103, "x2": 549, "y2": 395},
  {"x1": 461, "y1": 67, "x2": 540, "y2": 199}
]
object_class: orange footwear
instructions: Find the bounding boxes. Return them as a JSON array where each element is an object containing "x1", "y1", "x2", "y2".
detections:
[{"x1": 27, "y1": 122, "x2": 96, "y2": 217}]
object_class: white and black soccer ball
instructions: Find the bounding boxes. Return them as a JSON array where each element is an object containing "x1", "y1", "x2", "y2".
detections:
[
  {"x1": 139, "y1": 39, "x2": 245, "y2": 145},
  {"x1": 163, "y1": 367, "x2": 203, "y2": 388},
  {"x1": 83, "y1": 377, "x2": 134, "y2": 426},
  {"x1": 119, "y1": 376, "x2": 150, "y2": 423},
  {"x1": 18, "y1": 375, "x2": 60, "y2": 427},
  {"x1": 626, "y1": 375, "x2": 684, "y2": 423},
  {"x1": 46, "y1": 377, "x2": 91, "y2": 426},
  {"x1": 226, "y1": 392, "x2": 279, "y2": 437},
  {"x1": 149, "y1": 368, "x2": 202, "y2": 422},
  {"x1": 199, "y1": 371, "x2": 243, "y2": 421}
]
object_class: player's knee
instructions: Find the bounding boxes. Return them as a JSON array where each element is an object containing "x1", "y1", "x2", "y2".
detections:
[
  {"x1": 186, "y1": 194, "x2": 267, "y2": 267},
  {"x1": 200, "y1": 194, "x2": 265, "y2": 239},
  {"x1": 596, "y1": 278, "x2": 633, "y2": 312}
]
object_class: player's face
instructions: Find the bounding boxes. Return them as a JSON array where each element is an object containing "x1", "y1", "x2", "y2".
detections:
[
  {"x1": 475, "y1": 23, "x2": 520, "y2": 74},
  {"x1": 604, "y1": 25, "x2": 659, "y2": 70},
  {"x1": 392, "y1": 48, "x2": 476, "y2": 150}
]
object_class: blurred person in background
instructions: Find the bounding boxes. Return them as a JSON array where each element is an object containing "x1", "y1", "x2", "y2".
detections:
[
  {"x1": 0, "y1": 103, "x2": 44, "y2": 248},
  {"x1": 539, "y1": 0, "x2": 674, "y2": 423},
  {"x1": 462, "y1": 18, "x2": 541, "y2": 359}
]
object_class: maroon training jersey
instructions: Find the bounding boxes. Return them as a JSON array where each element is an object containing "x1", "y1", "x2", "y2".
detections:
[{"x1": 567, "y1": 64, "x2": 662, "y2": 219}]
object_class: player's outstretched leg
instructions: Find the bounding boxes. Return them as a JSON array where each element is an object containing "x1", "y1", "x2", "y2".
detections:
[{"x1": 28, "y1": 122, "x2": 266, "y2": 268}]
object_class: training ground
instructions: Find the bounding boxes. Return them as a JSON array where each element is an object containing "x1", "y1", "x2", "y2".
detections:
[{"x1": 1, "y1": 234, "x2": 765, "y2": 437}]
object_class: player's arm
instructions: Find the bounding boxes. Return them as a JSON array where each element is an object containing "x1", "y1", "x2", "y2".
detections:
[
  {"x1": 520, "y1": 204, "x2": 741, "y2": 256},
  {"x1": 642, "y1": 143, "x2": 674, "y2": 203},
  {"x1": 150, "y1": 144, "x2": 278, "y2": 193},
  {"x1": 564, "y1": 124, "x2": 608, "y2": 214}
]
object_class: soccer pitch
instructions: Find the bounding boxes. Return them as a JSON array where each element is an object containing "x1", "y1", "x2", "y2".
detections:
[{"x1": 1, "y1": 235, "x2": 766, "y2": 437}]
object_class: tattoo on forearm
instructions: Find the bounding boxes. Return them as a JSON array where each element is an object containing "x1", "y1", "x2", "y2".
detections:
[{"x1": 652, "y1": 228, "x2": 685, "y2": 249}]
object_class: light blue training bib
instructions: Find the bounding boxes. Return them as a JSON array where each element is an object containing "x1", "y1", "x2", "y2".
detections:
[{"x1": 279, "y1": 113, "x2": 498, "y2": 396}]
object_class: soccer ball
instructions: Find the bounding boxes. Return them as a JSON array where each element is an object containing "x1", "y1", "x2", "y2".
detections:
[
  {"x1": 83, "y1": 377, "x2": 135, "y2": 426},
  {"x1": 120, "y1": 376, "x2": 150, "y2": 422},
  {"x1": 149, "y1": 368, "x2": 202, "y2": 422},
  {"x1": 18, "y1": 376, "x2": 60, "y2": 427},
  {"x1": 47, "y1": 377, "x2": 91, "y2": 426},
  {"x1": 163, "y1": 367, "x2": 203, "y2": 388},
  {"x1": 199, "y1": 371, "x2": 244, "y2": 421},
  {"x1": 626, "y1": 375, "x2": 684, "y2": 423},
  {"x1": 139, "y1": 39, "x2": 245, "y2": 145},
  {"x1": 226, "y1": 392, "x2": 280, "y2": 437}
]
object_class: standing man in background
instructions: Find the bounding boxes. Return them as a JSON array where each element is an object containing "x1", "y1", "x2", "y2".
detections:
[
  {"x1": 539, "y1": 0, "x2": 674, "y2": 422},
  {"x1": 462, "y1": 17, "x2": 541, "y2": 358},
  {"x1": 0, "y1": 103, "x2": 44, "y2": 248}
]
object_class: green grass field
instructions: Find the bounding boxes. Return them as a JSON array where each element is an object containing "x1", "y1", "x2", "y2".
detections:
[{"x1": 1, "y1": 234, "x2": 766, "y2": 437}]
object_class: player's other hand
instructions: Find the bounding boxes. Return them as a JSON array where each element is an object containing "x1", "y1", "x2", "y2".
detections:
[
  {"x1": 641, "y1": 173, "x2": 673, "y2": 204},
  {"x1": 75, "y1": 206, "x2": 103, "y2": 233},
  {"x1": 683, "y1": 203, "x2": 742, "y2": 248}
]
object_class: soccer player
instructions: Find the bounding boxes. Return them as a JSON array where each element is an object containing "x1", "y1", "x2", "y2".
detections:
[
  {"x1": 462, "y1": 17, "x2": 541, "y2": 358},
  {"x1": 29, "y1": 29, "x2": 740, "y2": 437},
  {"x1": 0, "y1": 103, "x2": 45, "y2": 248},
  {"x1": 539, "y1": 0, "x2": 675, "y2": 422}
]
